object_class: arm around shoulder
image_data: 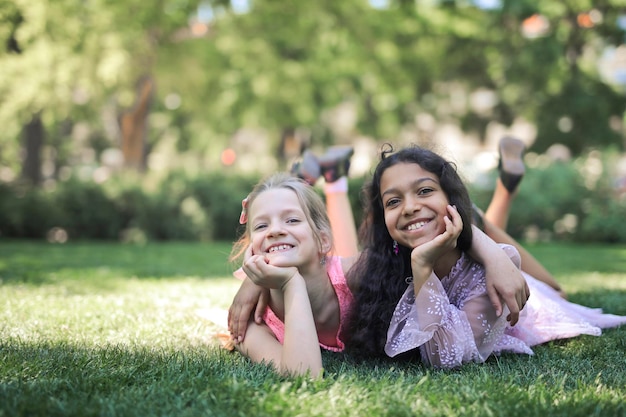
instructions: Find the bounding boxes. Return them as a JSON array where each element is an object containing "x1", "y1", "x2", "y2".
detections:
[{"x1": 468, "y1": 225, "x2": 529, "y2": 325}]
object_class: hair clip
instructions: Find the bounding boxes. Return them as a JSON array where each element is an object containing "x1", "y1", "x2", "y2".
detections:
[{"x1": 239, "y1": 197, "x2": 249, "y2": 225}]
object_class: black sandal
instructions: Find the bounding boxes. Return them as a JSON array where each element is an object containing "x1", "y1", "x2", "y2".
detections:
[
  {"x1": 290, "y1": 150, "x2": 321, "y2": 186},
  {"x1": 498, "y1": 136, "x2": 526, "y2": 193},
  {"x1": 318, "y1": 146, "x2": 354, "y2": 183}
]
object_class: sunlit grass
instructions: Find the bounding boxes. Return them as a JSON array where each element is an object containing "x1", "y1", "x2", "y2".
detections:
[{"x1": 1, "y1": 240, "x2": 625, "y2": 417}]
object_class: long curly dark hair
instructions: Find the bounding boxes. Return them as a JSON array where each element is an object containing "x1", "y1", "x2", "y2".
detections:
[{"x1": 344, "y1": 144, "x2": 474, "y2": 359}]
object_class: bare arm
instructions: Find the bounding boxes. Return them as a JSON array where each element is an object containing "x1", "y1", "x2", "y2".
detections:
[
  {"x1": 237, "y1": 257, "x2": 322, "y2": 377},
  {"x1": 228, "y1": 277, "x2": 269, "y2": 343}
]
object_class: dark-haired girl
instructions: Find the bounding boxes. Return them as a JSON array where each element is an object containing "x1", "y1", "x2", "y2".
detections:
[{"x1": 345, "y1": 145, "x2": 626, "y2": 368}]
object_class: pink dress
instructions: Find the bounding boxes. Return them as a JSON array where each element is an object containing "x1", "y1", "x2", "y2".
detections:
[
  {"x1": 262, "y1": 256, "x2": 354, "y2": 352},
  {"x1": 385, "y1": 245, "x2": 626, "y2": 368}
]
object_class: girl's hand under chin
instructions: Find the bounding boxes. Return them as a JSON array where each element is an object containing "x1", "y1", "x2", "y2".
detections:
[
  {"x1": 411, "y1": 205, "x2": 463, "y2": 265},
  {"x1": 410, "y1": 205, "x2": 462, "y2": 272},
  {"x1": 242, "y1": 253, "x2": 299, "y2": 290}
]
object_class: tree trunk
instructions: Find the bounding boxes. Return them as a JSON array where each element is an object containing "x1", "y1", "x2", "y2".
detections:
[
  {"x1": 119, "y1": 76, "x2": 154, "y2": 170},
  {"x1": 21, "y1": 113, "x2": 44, "y2": 186},
  {"x1": 277, "y1": 127, "x2": 308, "y2": 169}
]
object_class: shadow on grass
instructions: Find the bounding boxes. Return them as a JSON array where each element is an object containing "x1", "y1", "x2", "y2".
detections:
[
  {"x1": 324, "y1": 325, "x2": 626, "y2": 394},
  {"x1": 2, "y1": 331, "x2": 626, "y2": 417},
  {"x1": 0, "y1": 340, "x2": 267, "y2": 417}
]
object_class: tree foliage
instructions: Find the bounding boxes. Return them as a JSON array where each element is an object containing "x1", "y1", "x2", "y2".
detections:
[
  {"x1": 0, "y1": 0, "x2": 199, "y2": 178},
  {"x1": 0, "y1": 0, "x2": 624, "y2": 183}
]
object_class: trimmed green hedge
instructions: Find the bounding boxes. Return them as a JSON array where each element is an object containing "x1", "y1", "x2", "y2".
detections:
[
  {"x1": 1, "y1": 149, "x2": 625, "y2": 243},
  {"x1": 0, "y1": 172, "x2": 257, "y2": 242}
]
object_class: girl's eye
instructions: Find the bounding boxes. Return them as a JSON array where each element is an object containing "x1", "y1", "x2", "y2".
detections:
[
  {"x1": 286, "y1": 218, "x2": 301, "y2": 224},
  {"x1": 418, "y1": 187, "x2": 434, "y2": 195},
  {"x1": 384, "y1": 198, "x2": 400, "y2": 208},
  {"x1": 253, "y1": 224, "x2": 267, "y2": 231}
]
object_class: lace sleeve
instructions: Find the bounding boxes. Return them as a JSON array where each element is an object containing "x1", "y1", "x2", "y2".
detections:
[{"x1": 385, "y1": 274, "x2": 509, "y2": 368}]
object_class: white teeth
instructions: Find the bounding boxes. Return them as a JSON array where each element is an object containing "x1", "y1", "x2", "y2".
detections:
[
  {"x1": 407, "y1": 221, "x2": 427, "y2": 231},
  {"x1": 268, "y1": 244, "x2": 292, "y2": 253}
]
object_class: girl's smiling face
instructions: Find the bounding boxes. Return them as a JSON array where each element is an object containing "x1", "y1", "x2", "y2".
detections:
[
  {"x1": 380, "y1": 162, "x2": 450, "y2": 249},
  {"x1": 248, "y1": 188, "x2": 329, "y2": 271}
]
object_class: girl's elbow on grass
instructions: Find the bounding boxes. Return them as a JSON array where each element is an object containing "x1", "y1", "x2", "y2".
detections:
[
  {"x1": 235, "y1": 323, "x2": 323, "y2": 378},
  {"x1": 279, "y1": 361, "x2": 323, "y2": 378}
]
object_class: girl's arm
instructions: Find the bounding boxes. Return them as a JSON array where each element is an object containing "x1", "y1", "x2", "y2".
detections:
[
  {"x1": 228, "y1": 277, "x2": 269, "y2": 343},
  {"x1": 235, "y1": 277, "x2": 323, "y2": 377},
  {"x1": 468, "y1": 225, "x2": 530, "y2": 326},
  {"x1": 236, "y1": 267, "x2": 322, "y2": 377},
  {"x1": 385, "y1": 207, "x2": 512, "y2": 368},
  {"x1": 409, "y1": 205, "x2": 462, "y2": 294}
]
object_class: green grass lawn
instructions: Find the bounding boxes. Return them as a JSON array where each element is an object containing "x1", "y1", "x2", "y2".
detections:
[{"x1": 1, "y1": 240, "x2": 625, "y2": 417}]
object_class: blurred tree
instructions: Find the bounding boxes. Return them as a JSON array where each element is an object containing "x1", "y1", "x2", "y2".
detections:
[
  {"x1": 157, "y1": 0, "x2": 449, "y2": 160},
  {"x1": 0, "y1": 0, "x2": 200, "y2": 183},
  {"x1": 372, "y1": 0, "x2": 625, "y2": 154},
  {"x1": 486, "y1": 0, "x2": 626, "y2": 154},
  {"x1": 177, "y1": 0, "x2": 625, "y2": 156},
  {"x1": 1, "y1": 0, "x2": 624, "y2": 186},
  {"x1": 119, "y1": 76, "x2": 154, "y2": 171}
]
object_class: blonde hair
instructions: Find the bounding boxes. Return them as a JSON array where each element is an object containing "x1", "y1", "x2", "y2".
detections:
[{"x1": 230, "y1": 173, "x2": 333, "y2": 264}]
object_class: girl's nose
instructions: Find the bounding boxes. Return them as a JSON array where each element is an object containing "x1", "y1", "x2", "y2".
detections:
[
  {"x1": 402, "y1": 196, "x2": 421, "y2": 215},
  {"x1": 266, "y1": 222, "x2": 286, "y2": 236}
]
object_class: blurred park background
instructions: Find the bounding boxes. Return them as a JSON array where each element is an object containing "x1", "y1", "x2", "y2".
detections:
[{"x1": 2, "y1": 0, "x2": 626, "y2": 244}]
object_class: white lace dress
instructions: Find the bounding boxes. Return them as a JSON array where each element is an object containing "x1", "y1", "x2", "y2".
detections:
[{"x1": 385, "y1": 245, "x2": 626, "y2": 368}]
